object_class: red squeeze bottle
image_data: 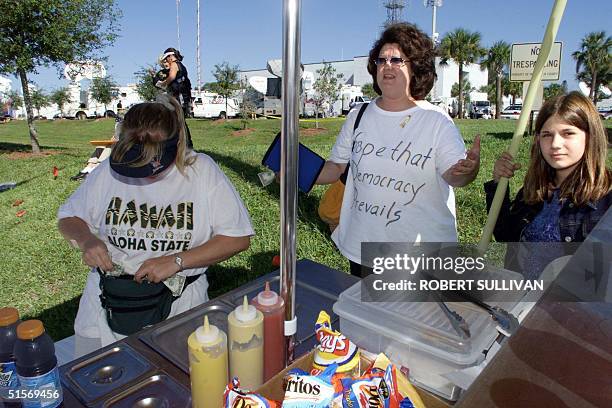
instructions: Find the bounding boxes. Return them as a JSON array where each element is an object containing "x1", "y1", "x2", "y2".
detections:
[{"x1": 251, "y1": 282, "x2": 286, "y2": 381}]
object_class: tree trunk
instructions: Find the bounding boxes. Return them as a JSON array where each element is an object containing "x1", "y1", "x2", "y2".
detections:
[
  {"x1": 458, "y1": 64, "x2": 464, "y2": 119},
  {"x1": 495, "y1": 73, "x2": 502, "y2": 119},
  {"x1": 315, "y1": 110, "x2": 319, "y2": 129},
  {"x1": 591, "y1": 69, "x2": 598, "y2": 104},
  {"x1": 225, "y1": 98, "x2": 228, "y2": 120},
  {"x1": 18, "y1": 69, "x2": 41, "y2": 153}
]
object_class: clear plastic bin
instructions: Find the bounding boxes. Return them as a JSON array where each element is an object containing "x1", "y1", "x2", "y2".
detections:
[{"x1": 333, "y1": 281, "x2": 501, "y2": 401}]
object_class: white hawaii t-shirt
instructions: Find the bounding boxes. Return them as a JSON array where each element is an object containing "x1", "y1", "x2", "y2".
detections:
[{"x1": 58, "y1": 153, "x2": 254, "y2": 342}]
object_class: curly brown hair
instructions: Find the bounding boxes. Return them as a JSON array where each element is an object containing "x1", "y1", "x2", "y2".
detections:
[{"x1": 367, "y1": 23, "x2": 436, "y2": 99}]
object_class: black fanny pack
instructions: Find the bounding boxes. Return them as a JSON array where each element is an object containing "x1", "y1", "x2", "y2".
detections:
[{"x1": 98, "y1": 270, "x2": 199, "y2": 336}]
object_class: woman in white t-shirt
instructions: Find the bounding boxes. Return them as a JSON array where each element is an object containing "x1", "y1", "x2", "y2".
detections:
[
  {"x1": 58, "y1": 95, "x2": 254, "y2": 356},
  {"x1": 315, "y1": 23, "x2": 481, "y2": 277}
]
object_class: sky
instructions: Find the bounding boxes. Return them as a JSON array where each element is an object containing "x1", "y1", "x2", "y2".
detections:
[{"x1": 11, "y1": 0, "x2": 612, "y2": 92}]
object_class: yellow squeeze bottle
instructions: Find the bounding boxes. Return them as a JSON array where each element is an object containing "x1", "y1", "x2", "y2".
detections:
[
  {"x1": 188, "y1": 315, "x2": 228, "y2": 408},
  {"x1": 228, "y1": 295, "x2": 264, "y2": 389}
]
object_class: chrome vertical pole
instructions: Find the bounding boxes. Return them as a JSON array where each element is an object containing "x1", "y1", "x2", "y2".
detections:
[{"x1": 280, "y1": 0, "x2": 301, "y2": 365}]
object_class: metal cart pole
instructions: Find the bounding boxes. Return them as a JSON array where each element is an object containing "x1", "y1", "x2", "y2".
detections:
[{"x1": 280, "y1": 0, "x2": 301, "y2": 365}]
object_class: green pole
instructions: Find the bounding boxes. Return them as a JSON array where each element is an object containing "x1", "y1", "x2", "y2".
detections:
[{"x1": 477, "y1": 0, "x2": 567, "y2": 255}]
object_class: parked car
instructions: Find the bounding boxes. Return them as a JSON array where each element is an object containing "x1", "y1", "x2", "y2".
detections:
[
  {"x1": 500, "y1": 105, "x2": 523, "y2": 119},
  {"x1": 469, "y1": 100, "x2": 492, "y2": 119},
  {"x1": 598, "y1": 108, "x2": 612, "y2": 120}
]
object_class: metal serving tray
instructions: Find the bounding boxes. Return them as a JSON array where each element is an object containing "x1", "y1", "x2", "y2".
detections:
[
  {"x1": 139, "y1": 301, "x2": 234, "y2": 374},
  {"x1": 101, "y1": 372, "x2": 190, "y2": 408},
  {"x1": 60, "y1": 343, "x2": 154, "y2": 405},
  {"x1": 221, "y1": 276, "x2": 344, "y2": 354},
  {"x1": 139, "y1": 259, "x2": 359, "y2": 374}
]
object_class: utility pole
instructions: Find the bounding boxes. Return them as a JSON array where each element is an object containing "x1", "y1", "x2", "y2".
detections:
[
  {"x1": 424, "y1": 0, "x2": 443, "y2": 45},
  {"x1": 176, "y1": 0, "x2": 181, "y2": 50},
  {"x1": 425, "y1": 0, "x2": 443, "y2": 101},
  {"x1": 197, "y1": 0, "x2": 201, "y2": 90}
]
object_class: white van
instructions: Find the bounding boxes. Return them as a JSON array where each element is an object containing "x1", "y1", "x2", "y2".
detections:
[
  {"x1": 339, "y1": 85, "x2": 371, "y2": 115},
  {"x1": 191, "y1": 93, "x2": 240, "y2": 119}
]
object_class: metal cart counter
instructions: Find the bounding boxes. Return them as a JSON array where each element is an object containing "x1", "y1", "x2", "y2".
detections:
[{"x1": 59, "y1": 259, "x2": 358, "y2": 407}]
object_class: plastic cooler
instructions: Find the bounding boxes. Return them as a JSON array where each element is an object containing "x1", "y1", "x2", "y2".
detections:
[{"x1": 333, "y1": 282, "x2": 501, "y2": 401}]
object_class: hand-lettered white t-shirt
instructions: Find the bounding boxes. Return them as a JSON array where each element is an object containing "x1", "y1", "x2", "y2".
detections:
[
  {"x1": 57, "y1": 153, "x2": 254, "y2": 344},
  {"x1": 329, "y1": 99, "x2": 466, "y2": 264}
]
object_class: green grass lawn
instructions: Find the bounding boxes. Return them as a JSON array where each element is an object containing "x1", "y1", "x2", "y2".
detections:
[{"x1": 1, "y1": 116, "x2": 610, "y2": 340}]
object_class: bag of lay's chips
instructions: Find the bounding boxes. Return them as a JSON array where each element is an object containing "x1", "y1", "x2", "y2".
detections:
[
  {"x1": 312, "y1": 311, "x2": 360, "y2": 376},
  {"x1": 282, "y1": 363, "x2": 343, "y2": 407},
  {"x1": 224, "y1": 377, "x2": 281, "y2": 408}
]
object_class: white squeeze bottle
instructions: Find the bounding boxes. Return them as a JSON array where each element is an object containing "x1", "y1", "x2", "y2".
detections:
[
  {"x1": 228, "y1": 296, "x2": 264, "y2": 389},
  {"x1": 188, "y1": 315, "x2": 228, "y2": 407}
]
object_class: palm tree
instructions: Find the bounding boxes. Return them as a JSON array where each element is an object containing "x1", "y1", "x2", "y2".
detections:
[
  {"x1": 451, "y1": 80, "x2": 475, "y2": 105},
  {"x1": 439, "y1": 28, "x2": 486, "y2": 118},
  {"x1": 500, "y1": 75, "x2": 522, "y2": 105},
  {"x1": 572, "y1": 31, "x2": 611, "y2": 103},
  {"x1": 576, "y1": 66, "x2": 611, "y2": 102},
  {"x1": 480, "y1": 41, "x2": 510, "y2": 118},
  {"x1": 544, "y1": 81, "x2": 568, "y2": 101}
]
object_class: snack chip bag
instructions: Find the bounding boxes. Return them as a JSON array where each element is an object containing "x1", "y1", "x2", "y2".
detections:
[
  {"x1": 224, "y1": 377, "x2": 281, "y2": 408},
  {"x1": 282, "y1": 363, "x2": 342, "y2": 407},
  {"x1": 312, "y1": 311, "x2": 360, "y2": 376},
  {"x1": 370, "y1": 354, "x2": 425, "y2": 408},
  {"x1": 337, "y1": 354, "x2": 426, "y2": 408},
  {"x1": 336, "y1": 370, "x2": 387, "y2": 408}
]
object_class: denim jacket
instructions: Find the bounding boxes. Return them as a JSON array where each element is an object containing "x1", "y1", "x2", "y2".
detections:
[{"x1": 484, "y1": 180, "x2": 612, "y2": 243}]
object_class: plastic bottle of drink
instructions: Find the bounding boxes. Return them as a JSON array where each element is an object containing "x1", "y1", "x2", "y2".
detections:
[
  {"x1": 228, "y1": 296, "x2": 264, "y2": 389},
  {"x1": 13, "y1": 320, "x2": 62, "y2": 408},
  {"x1": 251, "y1": 282, "x2": 285, "y2": 381},
  {"x1": 0, "y1": 307, "x2": 22, "y2": 408},
  {"x1": 188, "y1": 315, "x2": 228, "y2": 408}
]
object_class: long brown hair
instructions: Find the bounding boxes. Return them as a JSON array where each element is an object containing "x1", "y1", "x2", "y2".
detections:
[
  {"x1": 367, "y1": 23, "x2": 436, "y2": 99},
  {"x1": 111, "y1": 96, "x2": 195, "y2": 175},
  {"x1": 523, "y1": 91, "x2": 611, "y2": 206}
]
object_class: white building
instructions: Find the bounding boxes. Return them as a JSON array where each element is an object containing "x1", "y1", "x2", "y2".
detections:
[
  {"x1": 0, "y1": 75, "x2": 11, "y2": 95},
  {"x1": 1, "y1": 75, "x2": 15, "y2": 117},
  {"x1": 240, "y1": 56, "x2": 371, "y2": 89},
  {"x1": 431, "y1": 57, "x2": 489, "y2": 101},
  {"x1": 240, "y1": 56, "x2": 488, "y2": 102}
]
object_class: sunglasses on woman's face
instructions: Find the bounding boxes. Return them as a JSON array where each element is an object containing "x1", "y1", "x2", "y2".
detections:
[{"x1": 374, "y1": 56, "x2": 407, "y2": 67}]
